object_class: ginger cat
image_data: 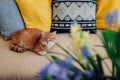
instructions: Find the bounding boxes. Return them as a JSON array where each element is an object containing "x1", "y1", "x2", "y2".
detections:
[{"x1": 10, "y1": 28, "x2": 56, "y2": 55}]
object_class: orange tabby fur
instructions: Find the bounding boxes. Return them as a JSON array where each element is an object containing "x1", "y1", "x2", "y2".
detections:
[{"x1": 10, "y1": 28, "x2": 56, "y2": 55}]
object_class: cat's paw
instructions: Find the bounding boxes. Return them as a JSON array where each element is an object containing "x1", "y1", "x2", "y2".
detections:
[
  {"x1": 10, "y1": 44, "x2": 24, "y2": 53},
  {"x1": 38, "y1": 51, "x2": 47, "y2": 56}
]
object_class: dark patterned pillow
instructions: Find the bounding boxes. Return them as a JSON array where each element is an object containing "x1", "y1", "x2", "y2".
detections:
[{"x1": 51, "y1": 0, "x2": 96, "y2": 33}]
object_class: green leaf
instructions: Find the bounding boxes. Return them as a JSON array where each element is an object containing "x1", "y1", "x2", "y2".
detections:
[
  {"x1": 102, "y1": 30, "x2": 120, "y2": 78},
  {"x1": 88, "y1": 56, "x2": 102, "y2": 77},
  {"x1": 56, "y1": 43, "x2": 72, "y2": 56},
  {"x1": 88, "y1": 57, "x2": 97, "y2": 74},
  {"x1": 47, "y1": 51, "x2": 68, "y2": 57},
  {"x1": 112, "y1": 62, "x2": 116, "y2": 78},
  {"x1": 96, "y1": 54, "x2": 104, "y2": 75},
  {"x1": 44, "y1": 75, "x2": 54, "y2": 80},
  {"x1": 115, "y1": 31, "x2": 120, "y2": 56},
  {"x1": 51, "y1": 56, "x2": 63, "y2": 63}
]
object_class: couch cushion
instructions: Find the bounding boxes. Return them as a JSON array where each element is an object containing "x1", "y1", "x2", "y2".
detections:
[
  {"x1": 51, "y1": 0, "x2": 96, "y2": 33},
  {"x1": 96, "y1": 0, "x2": 120, "y2": 30},
  {"x1": 0, "y1": 0, "x2": 25, "y2": 40},
  {"x1": 16, "y1": 0, "x2": 52, "y2": 32}
]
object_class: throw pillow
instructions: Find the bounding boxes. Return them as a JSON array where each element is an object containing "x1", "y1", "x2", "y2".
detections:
[
  {"x1": 0, "y1": 0, "x2": 25, "y2": 40},
  {"x1": 96, "y1": 0, "x2": 120, "y2": 30},
  {"x1": 16, "y1": 0, "x2": 52, "y2": 32},
  {"x1": 51, "y1": 0, "x2": 96, "y2": 33}
]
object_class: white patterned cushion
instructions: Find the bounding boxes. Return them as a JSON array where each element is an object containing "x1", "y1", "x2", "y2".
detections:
[{"x1": 51, "y1": 0, "x2": 96, "y2": 33}]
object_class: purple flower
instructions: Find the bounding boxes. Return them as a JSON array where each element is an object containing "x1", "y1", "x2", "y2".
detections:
[
  {"x1": 105, "y1": 10, "x2": 119, "y2": 27},
  {"x1": 38, "y1": 62, "x2": 69, "y2": 80},
  {"x1": 85, "y1": 71, "x2": 94, "y2": 78},
  {"x1": 64, "y1": 56, "x2": 74, "y2": 68},
  {"x1": 37, "y1": 61, "x2": 82, "y2": 80},
  {"x1": 105, "y1": 12, "x2": 113, "y2": 27},
  {"x1": 81, "y1": 47, "x2": 90, "y2": 58},
  {"x1": 112, "y1": 10, "x2": 119, "y2": 25}
]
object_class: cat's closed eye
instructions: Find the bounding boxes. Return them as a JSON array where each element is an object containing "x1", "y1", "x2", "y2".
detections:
[
  {"x1": 49, "y1": 38, "x2": 55, "y2": 41},
  {"x1": 44, "y1": 37, "x2": 48, "y2": 41}
]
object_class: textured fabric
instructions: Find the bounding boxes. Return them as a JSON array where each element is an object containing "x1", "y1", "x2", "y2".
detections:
[
  {"x1": 0, "y1": 0, "x2": 25, "y2": 40},
  {"x1": 96, "y1": 0, "x2": 120, "y2": 29},
  {"x1": 16, "y1": 0, "x2": 52, "y2": 32},
  {"x1": 0, "y1": 31, "x2": 111, "y2": 79},
  {"x1": 51, "y1": 0, "x2": 96, "y2": 33}
]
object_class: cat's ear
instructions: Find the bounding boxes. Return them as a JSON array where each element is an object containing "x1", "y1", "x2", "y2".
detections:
[
  {"x1": 52, "y1": 31, "x2": 57, "y2": 35},
  {"x1": 41, "y1": 31, "x2": 45, "y2": 35}
]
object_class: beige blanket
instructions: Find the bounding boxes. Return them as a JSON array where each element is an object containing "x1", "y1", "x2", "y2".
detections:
[{"x1": 0, "y1": 30, "x2": 111, "y2": 79}]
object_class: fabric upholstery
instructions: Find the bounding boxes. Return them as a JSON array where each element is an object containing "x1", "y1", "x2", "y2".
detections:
[
  {"x1": 0, "y1": 0, "x2": 25, "y2": 40},
  {"x1": 16, "y1": 0, "x2": 52, "y2": 32},
  {"x1": 96, "y1": 0, "x2": 120, "y2": 29},
  {"x1": 51, "y1": 0, "x2": 96, "y2": 33}
]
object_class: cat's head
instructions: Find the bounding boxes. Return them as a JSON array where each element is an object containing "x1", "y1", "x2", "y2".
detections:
[{"x1": 40, "y1": 31, "x2": 56, "y2": 49}]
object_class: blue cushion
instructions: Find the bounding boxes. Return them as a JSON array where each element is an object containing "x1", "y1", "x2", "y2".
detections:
[
  {"x1": 0, "y1": 0, "x2": 25, "y2": 40},
  {"x1": 51, "y1": 0, "x2": 96, "y2": 33}
]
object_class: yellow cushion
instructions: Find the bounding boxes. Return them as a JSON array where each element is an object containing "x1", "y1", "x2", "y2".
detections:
[
  {"x1": 16, "y1": 0, "x2": 52, "y2": 32},
  {"x1": 96, "y1": 0, "x2": 120, "y2": 30}
]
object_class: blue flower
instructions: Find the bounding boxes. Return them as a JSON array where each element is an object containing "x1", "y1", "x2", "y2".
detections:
[
  {"x1": 37, "y1": 62, "x2": 69, "y2": 80},
  {"x1": 85, "y1": 71, "x2": 94, "y2": 78},
  {"x1": 105, "y1": 10, "x2": 119, "y2": 27},
  {"x1": 105, "y1": 12, "x2": 113, "y2": 27},
  {"x1": 37, "y1": 61, "x2": 82, "y2": 80},
  {"x1": 112, "y1": 10, "x2": 119, "y2": 25},
  {"x1": 64, "y1": 56, "x2": 74, "y2": 68},
  {"x1": 81, "y1": 47, "x2": 90, "y2": 58}
]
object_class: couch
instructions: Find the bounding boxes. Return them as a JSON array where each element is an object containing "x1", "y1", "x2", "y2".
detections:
[
  {"x1": 0, "y1": 30, "x2": 111, "y2": 79},
  {"x1": 1, "y1": 0, "x2": 115, "y2": 79}
]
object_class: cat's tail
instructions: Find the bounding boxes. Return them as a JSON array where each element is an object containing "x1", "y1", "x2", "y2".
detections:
[{"x1": 10, "y1": 44, "x2": 25, "y2": 53}]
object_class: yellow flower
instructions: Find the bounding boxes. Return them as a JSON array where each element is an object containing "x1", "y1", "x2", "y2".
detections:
[
  {"x1": 70, "y1": 24, "x2": 92, "y2": 62},
  {"x1": 70, "y1": 24, "x2": 91, "y2": 52}
]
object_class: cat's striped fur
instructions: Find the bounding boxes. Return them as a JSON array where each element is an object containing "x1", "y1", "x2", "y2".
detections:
[{"x1": 10, "y1": 28, "x2": 56, "y2": 55}]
